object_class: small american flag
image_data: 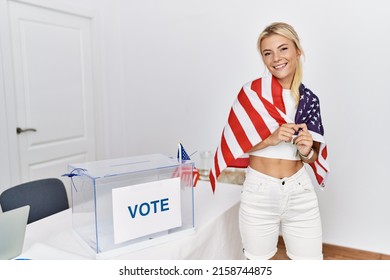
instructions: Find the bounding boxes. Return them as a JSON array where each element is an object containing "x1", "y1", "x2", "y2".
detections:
[
  {"x1": 177, "y1": 143, "x2": 200, "y2": 187},
  {"x1": 209, "y1": 74, "x2": 329, "y2": 193}
]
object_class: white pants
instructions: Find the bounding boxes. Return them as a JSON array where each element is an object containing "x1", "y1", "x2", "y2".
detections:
[{"x1": 239, "y1": 166, "x2": 323, "y2": 260}]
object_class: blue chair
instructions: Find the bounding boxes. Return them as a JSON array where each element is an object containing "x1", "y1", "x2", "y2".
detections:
[{"x1": 0, "y1": 178, "x2": 69, "y2": 224}]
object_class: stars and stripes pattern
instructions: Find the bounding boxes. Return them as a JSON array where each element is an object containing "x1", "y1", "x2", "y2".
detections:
[
  {"x1": 177, "y1": 143, "x2": 200, "y2": 187},
  {"x1": 209, "y1": 74, "x2": 329, "y2": 193}
]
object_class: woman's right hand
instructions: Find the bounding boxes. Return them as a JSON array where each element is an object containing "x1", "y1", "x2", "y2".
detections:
[
  {"x1": 266, "y1": 123, "x2": 299, "y2": 146},
  {"x1": 247, "y1": 123, "x2": 299, "y2": 153}
]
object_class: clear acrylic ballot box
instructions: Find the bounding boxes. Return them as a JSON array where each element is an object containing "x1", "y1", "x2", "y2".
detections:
[{"x1": 67, "y1": 154, "x2": 195, "y2": 258}]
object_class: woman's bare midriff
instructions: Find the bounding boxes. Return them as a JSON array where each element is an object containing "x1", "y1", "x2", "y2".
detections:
[{"x1": 249, "y1": 155, "x2": 303, "y2": 179}]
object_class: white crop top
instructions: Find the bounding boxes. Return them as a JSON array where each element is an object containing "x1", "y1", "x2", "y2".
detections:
[{"x1": 249, "y1": 89, "x2": 300, "y2": 161}]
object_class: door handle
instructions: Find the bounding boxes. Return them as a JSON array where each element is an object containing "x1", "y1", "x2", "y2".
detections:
[{"x1": 16, "y1": 127, "x2": 37, "y2": 134}]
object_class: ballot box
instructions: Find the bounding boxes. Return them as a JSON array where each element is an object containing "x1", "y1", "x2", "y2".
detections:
[{"x1": 67, "y1": 154, "x2": 195, "y2": 258}]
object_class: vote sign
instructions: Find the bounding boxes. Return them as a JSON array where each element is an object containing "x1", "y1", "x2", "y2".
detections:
[{"x1": 112, "y1": 177, "x2": 182, "y2": 244}]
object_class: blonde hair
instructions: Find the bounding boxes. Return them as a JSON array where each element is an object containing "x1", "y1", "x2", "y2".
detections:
[{"x1": 257, "y1": 22, "x2": 304, "y2": 105}]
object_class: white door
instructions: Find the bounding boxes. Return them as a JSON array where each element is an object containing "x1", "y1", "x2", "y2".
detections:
[{"x1": 7, "y1": 1, "x2": 97, "y2": 184}]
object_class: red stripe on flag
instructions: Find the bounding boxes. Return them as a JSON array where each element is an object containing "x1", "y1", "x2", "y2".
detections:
[
  {"x1": 227, "y1": 105, "x2": 252, "y2": 153},
  {"x1": 221, "y1": 134, "x2": 235, "y2": 166},
  {"x1": 251, "y1": 78, "x2": 285, "y2": 127},
  {"x1": 271, "y1": 75, "x2": 285, "y2": 113},
  {"x1": 309, "y1": 162, "x2": 324, "y2": 186},
  {"x1": 262, "y1": 99, "x2": 286, "y2": 126},
  {"x1": 228, "y1": 157, "x2": 250, "y2": 168},
  {"x1": 193, "y1": 168, "x2": 200, "y2": 187},
  {"x1": 315, "y1": 158, "x2": 328, "y2": 176},
  {"x1": 209, "y1": 150, "x2": 219, "y2": 192},
  {"x1": 321, "y1": 145, "x2": 328, "y2": 160},
  {"x1": 209, "y1": 172, "x2": 216, "y2": 192},
  {"x1": 238, "y1": 84, "x2": 271, "y2": 140},
  {"x1": 213, "y1": 148, "x2": 220, "y2": 178},
  {"x1": 316, "y1": 145, "x2": 329, "y2": 176},
  {"x1": 250, "y1": 78, "x2": 262, "y2": 95}
]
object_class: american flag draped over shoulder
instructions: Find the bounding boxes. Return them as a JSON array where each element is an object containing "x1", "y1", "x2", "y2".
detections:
[{"x1": 209, "y1": 74, "x2": 329, "y2": 193}]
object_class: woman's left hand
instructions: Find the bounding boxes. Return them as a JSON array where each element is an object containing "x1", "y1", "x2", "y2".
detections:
[{"x1": 293, "y1": 123, "x2": 313, "y2": 156}]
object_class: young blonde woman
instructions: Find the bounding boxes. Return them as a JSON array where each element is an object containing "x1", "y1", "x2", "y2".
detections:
[{"x1": 209, "y1": 22, "x2": 329, "y2": 260}]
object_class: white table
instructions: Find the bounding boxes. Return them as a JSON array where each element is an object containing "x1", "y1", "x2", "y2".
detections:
[{"x1": 20, "y1": 181, "x2": 245, "y2": 260}]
